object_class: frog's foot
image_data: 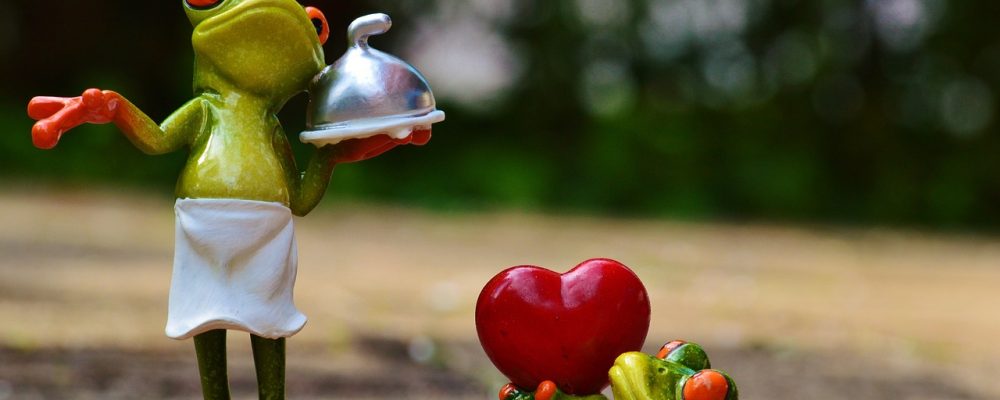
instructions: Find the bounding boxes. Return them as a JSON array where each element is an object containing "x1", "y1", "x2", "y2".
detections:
[
  {"x1": 499, "y1": 381, "x2": 607, "y2": 400},
  {"x1": 656, "y1": 340, "x2": 711, "y2": 371},
  {"x1": 27, "y1": 89, "x2": 119, "y2": 149}
]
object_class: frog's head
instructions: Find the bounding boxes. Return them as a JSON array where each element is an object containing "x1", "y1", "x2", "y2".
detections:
[
  {"x1": 184, "y1": 0, "x2": 328, "y2": 100},
  {"x1": 608, "y1": 341, "x2": 737, "y2": 400}
]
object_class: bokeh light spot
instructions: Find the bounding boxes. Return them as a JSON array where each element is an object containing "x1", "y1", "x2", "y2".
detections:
[
  {"x1": 404, "y1": 12, "x2": 522, "y2": 110},
  {"x1": 575, "y1": 0, "x2": 630, "y2": 27},
  {"x1": 701, "y1": 42, "x2": 758, "y2": 104},
  {"x1": 866, "y1": 0, "x2": 945, "y2": 53},
  {"x1": 764, "y1": 31, "x2": 818, "y2": 88},
  {"x1": 940, "y1": 77, "x2": 995, "y2": 136},
  {"x1": 582, "y1": 60, "x2": 638, "y2": 116}
]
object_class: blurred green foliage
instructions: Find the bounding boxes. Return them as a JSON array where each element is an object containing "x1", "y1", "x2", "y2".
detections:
[{"x1": 2, "y1": 0, "x2": 1000, "y2": 229}]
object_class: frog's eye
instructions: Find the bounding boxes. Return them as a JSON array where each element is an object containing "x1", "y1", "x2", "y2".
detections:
[
  {"x1": 187, "y1": 0, "x2": 222, "y2": 9},
  {"x1": 682, "y1": 370, "x2": 730, "y2": 400},
  {"x1": 498, "y1": 383, "x2": 518, "y2": 400},
  {"x1": 305, "y1": 7, "x2": 330, "y2": 45},
  {"x1": 656, "y1": 340, "x2": 686, "y2": 359}
]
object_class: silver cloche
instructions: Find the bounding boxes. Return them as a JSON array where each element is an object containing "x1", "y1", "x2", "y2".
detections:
[{"x1": 301, "y1": 13, "x2": 445, "y2": 146}]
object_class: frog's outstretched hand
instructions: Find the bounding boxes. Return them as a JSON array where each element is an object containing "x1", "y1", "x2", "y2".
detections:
[
  {"x1": 29, "y1": 89, "x2": 150, "y2": 150},
  {"x1": 28, "y1": 87, "x2": 210, "y2": 157},
  {"x1": 609, "y1": 340, "x2": 738, "y2": 400}
]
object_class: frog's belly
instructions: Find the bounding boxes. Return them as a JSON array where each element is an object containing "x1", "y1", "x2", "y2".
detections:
[{"x1": 176, "y1": 138, "x2": 291, "y2": 204}]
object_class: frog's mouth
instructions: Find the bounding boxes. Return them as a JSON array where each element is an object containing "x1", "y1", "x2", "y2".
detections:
[{"x1": 608, "y1": 352, "x2": 656, "y2": 400}]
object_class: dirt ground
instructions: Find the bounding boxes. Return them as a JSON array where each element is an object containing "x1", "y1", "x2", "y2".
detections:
[{"x1": 1, "y1": 187, "x2": 999, "y2": 399}]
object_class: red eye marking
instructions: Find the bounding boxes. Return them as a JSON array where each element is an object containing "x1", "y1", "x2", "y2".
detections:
[
  {"x1": 498, "y1": 383, "x2": 517, "y2": 400},
  {"x1": 535, "y1": 381, "x2": 557, "y2": 400},
  {"x1": 683, "y1": 370, "x2": 729, "y2": 400},
  {"x1": 305, "y1": 6, "x2": 329, "y2": 45},
  {"x1": 187, "y1": 0, "x2": 222, "y2": 9},
  {"x1": 656, "y1": 340, "x2": 686, "y2": 359}
]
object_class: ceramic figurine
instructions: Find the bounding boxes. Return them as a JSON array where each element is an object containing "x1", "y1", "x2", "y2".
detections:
[
  {"x1": 25, "y1": 1, "x2": 442, "y2": 399},
  {"x1": 609, "y1": 341, "x2": 738, "y2": 400},
  {"x1": 476, "y1": 259, "x2": 738, "y2": 400}
]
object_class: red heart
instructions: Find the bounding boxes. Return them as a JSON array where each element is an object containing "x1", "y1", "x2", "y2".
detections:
[{"x1": 476, "y1": 259, "x2": 651, "y2": 395}]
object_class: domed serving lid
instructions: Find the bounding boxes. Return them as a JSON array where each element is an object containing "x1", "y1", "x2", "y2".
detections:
[{"x1": 301, "y1": 13, "x2": 445, "y2": 146}]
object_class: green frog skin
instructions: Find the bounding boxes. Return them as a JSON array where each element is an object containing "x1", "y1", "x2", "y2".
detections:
[
  {"x1": 497, "y1": 341, "x2": 737, "y2": 400},
  {"x1": 609, "y1": 341, "x2": 738, "y2": 400},
  {"x1": 27, "y1": 1, "x2": 429, "y2": 399}
]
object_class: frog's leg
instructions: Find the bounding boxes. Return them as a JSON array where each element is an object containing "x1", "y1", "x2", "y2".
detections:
[
  {"x1": 194, "y1": 329, "x2": 232, "y2": 400},
  {"x1": 656, "y1": 340, "x2": 711, "y2": 371},
  {"x1": 250, "y1": 335, "x2": 286, "y2": 400}
]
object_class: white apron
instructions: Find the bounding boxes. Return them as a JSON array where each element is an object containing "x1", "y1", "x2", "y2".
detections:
[{"x1": 165, "y1": 198, "x2": 306, "y2": 340}]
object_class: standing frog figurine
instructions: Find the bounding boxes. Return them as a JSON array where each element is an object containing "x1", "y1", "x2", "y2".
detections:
[{"x1": 26, "y1": 1, "x2": 441, "y2": 399}]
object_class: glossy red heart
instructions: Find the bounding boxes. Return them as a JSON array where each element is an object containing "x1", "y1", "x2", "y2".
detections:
[{"x1": 476, "y1": 258, "x2": 651, "y2": 395}]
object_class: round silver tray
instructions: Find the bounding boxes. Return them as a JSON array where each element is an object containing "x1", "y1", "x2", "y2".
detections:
[{"x1": 300, "y1": 110, "x2": 444, "y2": 146}]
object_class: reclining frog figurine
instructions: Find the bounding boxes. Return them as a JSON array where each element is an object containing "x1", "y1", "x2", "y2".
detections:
[{"x1": 498, "y1": 341, "x2": 738, "y2": 400}]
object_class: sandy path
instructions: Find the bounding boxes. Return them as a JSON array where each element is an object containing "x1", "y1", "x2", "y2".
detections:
[{"x1": 1, "y1": 187, "x2": 998, "y2": 399}]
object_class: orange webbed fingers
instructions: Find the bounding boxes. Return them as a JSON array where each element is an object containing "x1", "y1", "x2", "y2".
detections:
[
  {"x1": 31, "y1": 98, "x2": 89, "y2": 149},
  {"x1": 27, "y1": 88, "x2": 121, "y2": 149},
  {"x1": 27, "y1": 96, "x2": 72, "y2": 120}
]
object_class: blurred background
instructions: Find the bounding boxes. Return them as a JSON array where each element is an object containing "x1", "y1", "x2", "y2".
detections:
[{"x1": 1, "y1": 0, "x2": 999, "y2": 399}]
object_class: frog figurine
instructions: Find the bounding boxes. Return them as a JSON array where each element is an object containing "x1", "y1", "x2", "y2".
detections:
[
  {"x1": 26, "y1": 1, "x2": 430, "y2": 399},
  {"x1": 497, "y1": 341, "x2": 738, "y2": 400},
  {"x1": 609, "y1": 340, "x2": 738, "y2": 400}
]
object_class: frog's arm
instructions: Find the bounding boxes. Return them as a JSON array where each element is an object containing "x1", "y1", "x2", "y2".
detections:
[
  {"x1": 285, "y1": 128, "x2": 432, "y2": 217},
  {"x1": 28, "y1": 88, "x2": 199, "y2": 153},
  {"x1": 287, "y1": 144, "x2": 338, "y2": 217},
  {"x1": 113, "y1": 93, "x2": 203, "y2": 154}
]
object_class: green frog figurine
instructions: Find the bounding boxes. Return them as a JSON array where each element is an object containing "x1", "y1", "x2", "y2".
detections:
[
  {"x1": 26, "y1": 1, "x2": 437, "y2": 399},
  {"x1": 609, "y1": 341, "x2": 738, "y2": 400},
  {"x1": 498, "y1": 341, "x2": 738, "y2": 400}
]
